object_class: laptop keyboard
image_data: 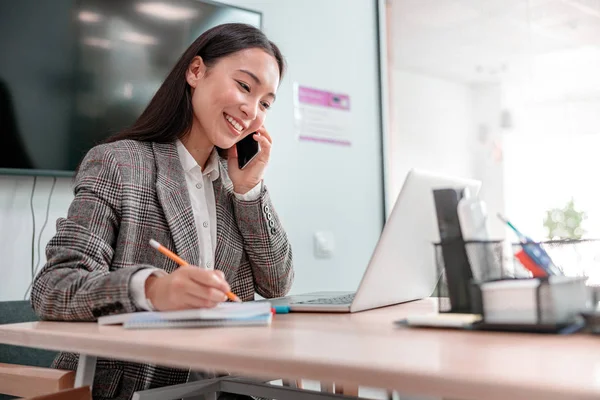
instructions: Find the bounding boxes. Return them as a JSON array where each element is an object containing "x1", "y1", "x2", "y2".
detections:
[{"x1": 294, "y1": 293, "x2": 356, "y2": 305}]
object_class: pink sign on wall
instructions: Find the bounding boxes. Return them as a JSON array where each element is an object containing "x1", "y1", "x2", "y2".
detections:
[{"x1": 293, "y1": 83, "x2": 352, "y2": 146}]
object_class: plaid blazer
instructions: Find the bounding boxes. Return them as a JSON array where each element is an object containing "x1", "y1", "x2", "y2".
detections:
[{"x1": 30, "y1": 140, "x2": 294, "y2": 399}]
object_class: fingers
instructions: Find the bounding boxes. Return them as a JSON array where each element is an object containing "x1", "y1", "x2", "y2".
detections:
[
  {"x1": 169, "y1": 272, "x2": 228, "y2": 308},
  {"x1": 181, "y1": 279, "x2": 227, "y2": 303},
  {"x1": 186, "y1": 267, "x2": 231, "y2": 293},
  {"x1": 150, "y1": 267, "x2": 235, "y2": 311},
  {"x1": 180, "y1": 296, "x2": 220, "y2": 310},
  {"x1": 181, "y1": 291, "x2": 220, "y2": 309},
  {"x1": 256, "y1": 126, "x2": 272, "y2": 144},
  {"x1": 253, "y1": 131, "x2": 271, "y2": 161}
]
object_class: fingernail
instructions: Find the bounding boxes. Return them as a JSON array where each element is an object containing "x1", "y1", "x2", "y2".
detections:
[{"x1": 222, "y1": 294, "x2": 228, "y2": 302}]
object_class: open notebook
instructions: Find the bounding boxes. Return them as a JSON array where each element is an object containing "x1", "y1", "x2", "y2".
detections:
[{"x1": 98, "y1": 302, "x2": 273, "y2": 329}]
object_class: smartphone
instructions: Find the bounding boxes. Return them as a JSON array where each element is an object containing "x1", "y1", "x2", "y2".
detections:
[{"x1": 236, "y1": 133, "x2": 261, "y2": 170}]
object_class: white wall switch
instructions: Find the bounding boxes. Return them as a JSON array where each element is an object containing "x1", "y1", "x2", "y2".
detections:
[{"x1": 314, "y1": 231, "x2": 335, "y2": 259}]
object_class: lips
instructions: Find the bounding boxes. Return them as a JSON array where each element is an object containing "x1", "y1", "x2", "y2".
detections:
[{"x1": 224, "y1": 113, "x2": 245, "y2": 133}]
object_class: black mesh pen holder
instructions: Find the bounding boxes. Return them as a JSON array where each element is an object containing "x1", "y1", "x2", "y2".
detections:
[
  {"x1": 477, "y1": 275, "x2": 589, "y2": 330},
  {"x1": 510, "y1": 239, "x2": 600, "y2": 280},
  {"x1": 434, "y1": 240, "x2": 510, "y2": 314},
  {"x1": 432, "y1": 238, "x2": 600, "y2": 334}
]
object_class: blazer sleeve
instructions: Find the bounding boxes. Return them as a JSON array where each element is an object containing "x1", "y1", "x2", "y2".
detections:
[
  {"x1": 232, "y1": 185, "x2": 294, "y2": 298},
  {"x1": 30, "y1": 145, "x2": 151, "y2": 321}
]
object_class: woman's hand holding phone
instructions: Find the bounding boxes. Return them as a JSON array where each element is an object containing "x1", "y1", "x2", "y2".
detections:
[{"x1": 228, "y1": 126, "x2": 272, "y2": 194}]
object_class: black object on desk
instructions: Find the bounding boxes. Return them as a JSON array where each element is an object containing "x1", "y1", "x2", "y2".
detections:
[{"x1": 433, "y1": 188, "x2": 474, "y2": 313}]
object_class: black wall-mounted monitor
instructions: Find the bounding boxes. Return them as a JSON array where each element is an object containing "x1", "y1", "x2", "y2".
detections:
[{"x1": 0, "y1": 0, "x2": 261, "y2": 176}]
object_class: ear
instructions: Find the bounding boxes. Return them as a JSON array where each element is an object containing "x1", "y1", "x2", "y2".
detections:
[{"x1": 186, "y1": 56, "x2": 207, "y2": 88}]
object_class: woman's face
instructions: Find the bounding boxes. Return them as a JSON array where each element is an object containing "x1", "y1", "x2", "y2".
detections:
[{"x1": 186, "y1": 48, "x2": 280, "y2": 149}]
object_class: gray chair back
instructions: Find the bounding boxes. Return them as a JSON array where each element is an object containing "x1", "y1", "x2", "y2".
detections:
[{"x1": 0, "y1": 301, "x2": 58, "y2": 399}]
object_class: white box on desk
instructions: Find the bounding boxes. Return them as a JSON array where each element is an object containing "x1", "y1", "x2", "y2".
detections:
[{"x1": 480, "y1": 276, "x2": 588, "y2": 325}]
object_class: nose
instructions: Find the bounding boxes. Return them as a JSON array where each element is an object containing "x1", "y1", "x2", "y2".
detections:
[{"x1": 240, "y1": 100, "x2": 259, "y2": 121}]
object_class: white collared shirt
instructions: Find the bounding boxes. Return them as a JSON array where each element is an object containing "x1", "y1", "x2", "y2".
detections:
[
  {"x1": 177, "y1": 139, "x2": 220, "y2": 269},
  {"x1": 130, "y1": 140, "x2": 262, "y2": 311}
]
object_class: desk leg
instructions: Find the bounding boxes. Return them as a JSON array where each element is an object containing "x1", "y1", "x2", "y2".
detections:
[
  {"x1": 133, "y1": 378, "x2": 221, "y2": 400},
  {"x1": 335, "y1": 384, "x2": 359, "y2": 396},
  {"x1": 74, "y1": 354, "x2": 97, "y2": 389},
  {"x1": 320, "y1": 382, "x2": 334, "y2": 393},
  {"x1": 221, "y1": 379, "x2": 361, "y2": 399},
  {"x1": 283, "y1": 379, "x2": 298, "y2": 388},
  {"x1": 187, "y1": 370, "x2": 218, "y2": 400}
]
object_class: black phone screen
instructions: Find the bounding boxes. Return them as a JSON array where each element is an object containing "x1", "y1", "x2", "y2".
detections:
[{"x1": 235, "y1": 133, "x2": 260, "y2": 170}]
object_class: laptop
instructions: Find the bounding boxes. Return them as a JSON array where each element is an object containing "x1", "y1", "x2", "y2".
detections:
[{"x1": 274, "y1": 169, "x2": 481, "y2": 313}]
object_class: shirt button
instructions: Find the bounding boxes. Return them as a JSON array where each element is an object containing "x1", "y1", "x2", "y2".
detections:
[
  {"x1": 206, "y1": 261, "x2": 212, "y2": 269},
  {"x1": 203, "y1": 221, "x2": 209, "y2": 228},
  {"x1": 196, "y1": 183, "x2": 202, "y2": 189}
]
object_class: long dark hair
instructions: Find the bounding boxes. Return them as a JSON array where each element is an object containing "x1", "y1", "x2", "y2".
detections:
[{"x1": 105, "y1": 23, "x2": 285, "y2": 145}]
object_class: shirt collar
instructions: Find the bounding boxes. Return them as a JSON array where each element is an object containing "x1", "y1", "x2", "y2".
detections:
[{"x1": 175, "y1": 140, "x2": 220, "y2": 181}]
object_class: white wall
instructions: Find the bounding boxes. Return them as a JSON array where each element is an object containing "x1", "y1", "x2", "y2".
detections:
[
  {"x1": 387, "y1": 69, "x2": 475, "y2": 208},
  {"x1": 0, "y1": 176, "x2": 73, "y2": 301},
  {"x1": 219, "y1": 0, "x2": 384, "y2": 294},
  {"x1": 0, "y1": 0, "x2": 384, "y2": 300},
  {"x1": 388, "y1": 70, "x2": 507, "y2": 238},
  {"x1": 470, "y1": 83, "x2": 505, "y2": 239}
]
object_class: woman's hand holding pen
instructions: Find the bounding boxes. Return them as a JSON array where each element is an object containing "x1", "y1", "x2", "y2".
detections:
[{"x1": 145, "y1": 266, "x2": 231, "y2": 311}]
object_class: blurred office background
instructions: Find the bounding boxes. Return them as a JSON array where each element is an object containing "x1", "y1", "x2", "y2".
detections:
[{"x1": 385, "y1": 0, "x2": 600, "y2": 245}]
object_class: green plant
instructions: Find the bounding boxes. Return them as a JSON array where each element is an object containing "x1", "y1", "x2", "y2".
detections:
[{"x1": 543, "y1": 198, "x2": 587, "y2": 240}]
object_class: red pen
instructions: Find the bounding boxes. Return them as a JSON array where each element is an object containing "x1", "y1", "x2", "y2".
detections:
[{"x1": 515, "y1": 250, "x2": 548, "y2": 278}]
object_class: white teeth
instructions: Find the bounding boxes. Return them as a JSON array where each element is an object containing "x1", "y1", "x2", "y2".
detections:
[{"x1": 225, "y1": 114, "x2": 243, "y2": 132}]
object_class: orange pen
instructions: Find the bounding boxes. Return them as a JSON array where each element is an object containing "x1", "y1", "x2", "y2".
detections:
[{"x1": 149, "y1": 239, "x2": 242, "y2": 303}]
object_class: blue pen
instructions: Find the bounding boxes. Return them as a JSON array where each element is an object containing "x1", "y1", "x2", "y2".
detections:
[
  {"x1": 272, "y1": 305, "x2": 290, "y2": 314},
  {"x1": 497, "y1": 214, "x2": 562, "y2": 276}
]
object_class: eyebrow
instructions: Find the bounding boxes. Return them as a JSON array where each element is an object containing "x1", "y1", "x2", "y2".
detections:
[{"x1": 238, "y1": 69, "x2": 277, "y2": 101}]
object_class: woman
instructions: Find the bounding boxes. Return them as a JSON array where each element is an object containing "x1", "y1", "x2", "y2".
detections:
[{"x1": 31, "y1": 23, "x2": 294, "y2": 399}]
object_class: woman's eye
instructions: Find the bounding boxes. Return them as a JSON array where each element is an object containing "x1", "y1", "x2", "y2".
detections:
[
  {"x1": 261, "y1": 102, "x2": 271, "y2": 110},
  {"x1": 237, "y1": 81, "x2": 250, "y2": 92}
]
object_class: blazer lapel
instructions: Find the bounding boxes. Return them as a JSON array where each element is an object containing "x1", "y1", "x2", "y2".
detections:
[{"x1": 152, "y1": 141, "x2": 200, "y2": 266}]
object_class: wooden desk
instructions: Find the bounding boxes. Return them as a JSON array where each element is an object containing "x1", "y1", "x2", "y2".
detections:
[{"x1": 1, "y1": 299, "x2": 599, "y2": 400}]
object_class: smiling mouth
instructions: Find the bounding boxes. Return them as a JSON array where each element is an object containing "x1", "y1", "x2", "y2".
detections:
[{"x1": 224, "y1": 113, "x2": 244, "y2": 133}]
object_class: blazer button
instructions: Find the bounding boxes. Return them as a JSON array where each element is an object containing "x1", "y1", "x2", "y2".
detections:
[
  {"x1": 263, "y1": 205, "x2": 270, "y2": 214},
  {"x1": 270, "y1": 228, "x2": 277, "y2": 235},
  {"x1": 268, "y1": 220, "x2": 275, "y2": 228},
  {"x1": 266, "y1": 212, "x2": 273, "y2": 220}
]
